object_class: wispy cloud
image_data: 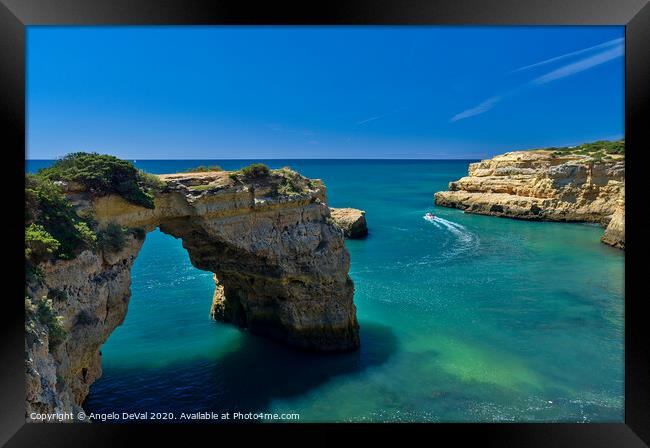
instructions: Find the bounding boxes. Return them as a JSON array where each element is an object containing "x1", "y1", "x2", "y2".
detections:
[
  {"x1": 450, "y1": 38, "x2": 624, "y2": 122},
  {"x1": 450, "y1": 95, "x2": 503, "y2": 122},
  {"x1": 355, "y1": 108, "x2": 405, "y2": 126},
  {"x1": 356, "y1": 113, "x2": 389, "y2": 125},
  {"x1": 530, "y1": 44, "x2": 624, "y2": 85},
  {"x1": 512, "y1": 37, "x2": 623, "y2": 73}
]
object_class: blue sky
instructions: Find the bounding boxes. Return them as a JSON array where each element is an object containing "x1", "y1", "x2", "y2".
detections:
[{"x1": 27, "y1": 26, "x2": 624, "y2": 160}]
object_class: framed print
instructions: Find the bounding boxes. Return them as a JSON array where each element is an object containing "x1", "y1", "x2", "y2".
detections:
[{"x1": 1, "y1": 0, "x2": 648, "y2": 446}]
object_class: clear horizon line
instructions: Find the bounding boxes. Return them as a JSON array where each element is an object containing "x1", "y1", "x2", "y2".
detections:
[{"x1": 26, "y1": 157, "x2": 484, "y2": 161}]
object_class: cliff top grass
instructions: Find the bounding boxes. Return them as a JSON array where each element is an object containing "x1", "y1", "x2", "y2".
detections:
[
  {"x1": 38, "y1": 152, "x2": 164, "y2": 209},
  {"x1": 535, "y1": 140, "x2": 624, "y2": 161}
]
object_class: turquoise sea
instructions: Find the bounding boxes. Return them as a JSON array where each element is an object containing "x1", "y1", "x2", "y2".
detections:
[{"x1": 27, "y1": 160, "x2": 624, "y2": 422}]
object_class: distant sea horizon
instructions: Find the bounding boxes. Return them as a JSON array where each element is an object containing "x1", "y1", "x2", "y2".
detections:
[
  {"x1": 26, "y1": 159, "x2": 481, "y2": 176},
  {"x1": 26, "y1": 157, "x2": 481, "y2": 161}
]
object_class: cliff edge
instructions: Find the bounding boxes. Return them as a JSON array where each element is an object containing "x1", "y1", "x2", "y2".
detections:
[
  {"x1": 434, "y1": 142, "x2": 624, "y2": 249},
  {"x1": 26, "y1": 161, "x2": 359, "y2": 419}
]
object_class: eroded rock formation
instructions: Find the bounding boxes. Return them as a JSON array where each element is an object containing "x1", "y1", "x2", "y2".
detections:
[
  {"x1": 26, "y1": 236, "x2": 143, "y2": 418},
  {"x1": 601, "y1": 192, "x2": 625, "y2": 249},
  {"x1": 434, "y1": 150, "x2": 624, "y2": 248},
  {"x1": 329, "y1": 208, "x2": 368, "y2": 239},
  {"x1": 25, "y1": 168, "x2": 359, "y2": 418}
]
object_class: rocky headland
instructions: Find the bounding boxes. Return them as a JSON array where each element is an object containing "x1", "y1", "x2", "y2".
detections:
[
  {"x1": 25, "y1": 159, "x2": 360, "y2": 418},
  {"x1": 434, "y1": 141, "x2": 625, "y2": 249}
]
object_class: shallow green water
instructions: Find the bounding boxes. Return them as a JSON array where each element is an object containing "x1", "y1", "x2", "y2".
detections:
[{"x1": 30, "y1": 159, "x2": 623, "y2": 422}]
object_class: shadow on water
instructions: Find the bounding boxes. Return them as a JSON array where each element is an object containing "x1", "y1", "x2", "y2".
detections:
[{"x1": 84, "y1": 321, "x2": 398, "y2": 421}]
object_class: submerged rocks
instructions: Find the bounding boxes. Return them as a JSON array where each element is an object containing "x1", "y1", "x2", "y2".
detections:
[
  {"x1": 435, "y1": 150, "x2": 624, "y2": 249},
  {"x1": 329, "y1": 207, "x2": 368, "y2": 239},
  {"x1": 26, "y1": 167, "x2": 360, "y2": 418}
]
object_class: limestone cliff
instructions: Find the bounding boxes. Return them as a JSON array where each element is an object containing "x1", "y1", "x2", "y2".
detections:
[
  {"x1": 329, "y1": 208, "x2": 368, "y2": 239},
  {"x1": 25, "y1": 167, "x2": 359, "y2": 418},
  {"x1": 434, "y1": 150, "x2": 624, "y2": 248},
  {"x1": 25, "y1": 237, "x2": 143, "y2": 418},
  {"x1": 601, "y1": 192, "x2": 625, "y2": 249}
]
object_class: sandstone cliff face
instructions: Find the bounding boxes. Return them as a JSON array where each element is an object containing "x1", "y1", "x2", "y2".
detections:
[
  {"x1": 434, "y1": 151, "x2": 624, "y2": 248},
  {"x1": 329, "y1": 208, "x2": 368, "y2": 239},
  {"x1": 601, "y1": 192, "x2": 625, "y2": 249},
  {"x1": 26, "y1": 168, "x2": 359, "y2": 418},
  {"x1": 25, "y1": 236, "x2": 143, "y2": 418},
  {"x1": 90, "y1": 170, "x2": 359, "y2": 351}
]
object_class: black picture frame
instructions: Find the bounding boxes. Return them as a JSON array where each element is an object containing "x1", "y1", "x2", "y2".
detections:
[{"x1": 2, "y1": 0, "x2": 648, "y2": 446}]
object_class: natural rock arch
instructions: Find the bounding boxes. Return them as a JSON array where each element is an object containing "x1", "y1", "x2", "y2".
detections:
[
  {"x1": 90, "y1": 169, "x2": 360, "y2": 351},
  {"x1": 26, "y1": 169, "x2": 359, "y2": 417}
]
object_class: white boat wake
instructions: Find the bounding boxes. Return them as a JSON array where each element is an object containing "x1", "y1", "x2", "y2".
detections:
[
  {"x1": 423, "y1": 213, "x2": 479, "y2": 256},
  {"x1": 423, "y1": 214, "x2": 441, "y2": 228}
]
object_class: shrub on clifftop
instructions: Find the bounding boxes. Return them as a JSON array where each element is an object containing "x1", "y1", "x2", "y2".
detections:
[
  {"x1": 25, "y1": 153, "x2": 155, "y2": 269},
  {"x1": 547, "y1": 140, "x2": 625, "y2": 159},
  {"x1": 25, "y1": 174, "x2": 97, "y2": 263},
  {"x1": 240, "y1": 163, "x2": 270, "y2": 178},
  {"x1": 184, "y1": 165, "x2": 223, "y2": 173},
  {"x1": 38, "y1": 152, "x2": 163, "y2": 209}
]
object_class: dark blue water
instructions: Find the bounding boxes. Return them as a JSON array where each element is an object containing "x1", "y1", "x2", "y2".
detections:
[{"x1": 27, "y1": 159, "x2": 624, "y2": 422}]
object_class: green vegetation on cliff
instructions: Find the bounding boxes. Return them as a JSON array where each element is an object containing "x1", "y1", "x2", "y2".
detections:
[
  {"x1": 184, "y1": 165, "x2": 223, "y2": 173},
  {"x1": 25, "y1": 153, "x2": 154, "y2": 271},
  {"x1": 38, "y1": 152, "x2": 164, "y2": 209},
  {"x1": 240, "y1": 163, "x2": 270, "y2": 178},
  {"x1": 228, "y1": 163, "x2": 271, "y2": 182},
  {"x1": 24, "y1": 153, "x2": 162, "y2": 356},
  {"x1": 274, "y1": 168, "x2": 305, "y2": 196},
  {"x1": 545, "y1": 140, "x2": 625, "y2": 160},
  {"x1": 187, "y1": 184, "x2": 216, "y2": 192},
  {"x1": 25, "y1": 174, "x2": 97, "y2": 264},
  {"x1": 25, "y1": 224, "x2": 61, "y2": 263},
  {"x1": 25, "y1": 296, "x2": 67, "y2": 350},
  {"x1": 226, "y1": 164, "x2": 315, "y2": 197},
  {"x1": 97, "y1": 222, "x2": 144, "y2": 252}
]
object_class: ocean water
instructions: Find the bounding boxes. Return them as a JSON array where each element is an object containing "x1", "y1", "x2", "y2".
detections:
[{"x1": 26, "y1": 159, "x2": 624, "y2": 422}]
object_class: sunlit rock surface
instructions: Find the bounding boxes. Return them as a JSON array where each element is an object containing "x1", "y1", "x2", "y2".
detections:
[
  {"x1": 25, "y1": 168, "x2": 359, "y2": 418},
  {"x1": 435, "y1": 150, "x2": 624, "y2": 249}
]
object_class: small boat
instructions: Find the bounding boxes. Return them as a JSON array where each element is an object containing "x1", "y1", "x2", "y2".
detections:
[{"x1": 424, "y1": 212, "x2": 436, "y2": 222}]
